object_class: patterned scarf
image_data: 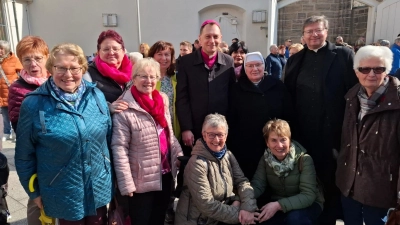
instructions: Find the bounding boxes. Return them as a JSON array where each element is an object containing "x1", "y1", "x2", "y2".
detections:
[
  {"x1": 264, "y1": 143, "x2": 296, "y2": 177},
  {"x1": 20, "y1": 69, "x2": 49, "y2": 86},
  {"x1": 357, "y1": 76, "x2": 389, "y2": 121},
  {"x1": 201, "y1": 138, "x2": 227, "y2": 160},
  {"x1": 130, "y1": 86, "x2": 168, "y2": 128},
  {"x1": 94, "y1": 55, "x2": 132, "y2": 86},
  {"x1": 50, "y1": 78, "x2": 86, "y2": 110}
]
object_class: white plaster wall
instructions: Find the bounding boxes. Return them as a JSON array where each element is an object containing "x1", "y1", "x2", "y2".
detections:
[
  {"x1": 14, "y1": 0, "x2": 270, "y2": 57},
  {"x1": 3, "y1": 0, "x2": 29, "y2": 52}
]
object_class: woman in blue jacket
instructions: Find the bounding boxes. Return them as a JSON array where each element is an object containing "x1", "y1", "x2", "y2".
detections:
[{"x1": 15, "y1": 43, "x2": 112, "y2": 224}]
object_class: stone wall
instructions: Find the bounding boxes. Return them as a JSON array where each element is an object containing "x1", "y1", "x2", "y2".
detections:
[{"x1": 277, "y1": 0, "x2": 368, "y2": 46}]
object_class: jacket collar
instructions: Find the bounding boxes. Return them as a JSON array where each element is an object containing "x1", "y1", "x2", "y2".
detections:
[
  {"x1": 345, "y1": 76, "x2": 400, "y2": 114},
  {"x1": 191, "y1": 139, "x2": 221, "y2": 162},
  {"x1": 193, "y1": 48, "x2": 227, "y2": 66}
]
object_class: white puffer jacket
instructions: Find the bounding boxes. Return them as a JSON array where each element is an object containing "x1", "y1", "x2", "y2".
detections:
[{"x1": 111, "y1": 90, "x2": 183, "y2": 196}]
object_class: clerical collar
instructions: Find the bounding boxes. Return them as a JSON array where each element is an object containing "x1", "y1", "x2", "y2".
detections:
[{"x1": 309, "y1": 42, "x2": 327, "y2": 52}]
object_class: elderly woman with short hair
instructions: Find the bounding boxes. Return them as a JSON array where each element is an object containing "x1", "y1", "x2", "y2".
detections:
[
  {"x1": 111, "y1": 57, "x2": 182, "y2": 225},
  {"x1": 336, "y1": 45, "x2": 400, "y2": 224},
  {"x1": 251, "y1": 119, "x2": 323, "y2": 224},
  {"x1": 0, "y1": 40, "x2": 22, "y2": 141},
  {"x1": 15, "y1": 43, "x2": 113, "y2": 224},
  {"x1": 175, "y1": 113, "x2": 258, "y2": 225},
  {"x1": 128, "y1": 52, "x2": 143, "y2": 68},
  {"x1": 288, "y1": 43, "x2": 304, "y2": 57}
]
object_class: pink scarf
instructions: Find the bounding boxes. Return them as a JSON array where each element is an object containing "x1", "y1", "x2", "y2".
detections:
[
  {"x1": 201, "y1": 49, "x2": 217, "y2": 68},
  {"x1": 94, "y1": 55, "x2": 132, "y2": 86},
  {"x1": 20, "y1": 69, "x2": 49, "y2": 86}
]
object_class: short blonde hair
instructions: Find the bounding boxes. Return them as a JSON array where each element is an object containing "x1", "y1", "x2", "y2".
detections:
[
  {"x1": 132, "y1": 57, "x2": 160, "y2": 80},
  {"x1": 262, "y1": 119, "x2": 291, "y2": 140},
  {"x1": 46, "y1": 43, "x2": 88, "y2": 74},
  {"x1": 289, "y1": 43, "x2": 304, "y2": 52}
]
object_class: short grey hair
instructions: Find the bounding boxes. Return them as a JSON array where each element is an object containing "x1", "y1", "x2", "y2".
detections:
[
  {"x1": 354, "y1": 45, "x2": 393, "y2": 74},
  {"x1": 303, "y1": 15, "x2": 329, "y2": 32},
  {"x1": 128, "y1": 52, "x2": 143, "y2": 64},
  {"x1": 269, "y1": 44, "x2": 278, "y2": 51},
  {"x1": 394, "y1": 37, "x2": 400, "y2": 44},
  {"x1": 379, "y1": 40, "x2": 390, "y2": 47},
  {"x1": 202, "y1": 113, "x2": 228, "y2": 133},
  {"x1": 132, "y1": 57, "x2": 160, "y2": 80},
  {"x1": 0, "y1": 40, "x2": 11, "y2": 54}
]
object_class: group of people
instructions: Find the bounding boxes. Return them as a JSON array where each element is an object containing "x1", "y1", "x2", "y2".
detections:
[{"x1": 0, "y1": 13, "x2": 396, "y2": 225}]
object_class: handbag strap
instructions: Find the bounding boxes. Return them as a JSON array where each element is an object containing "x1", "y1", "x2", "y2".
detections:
[{"x1": 0, "y1": 66, "x2": 11, "y2": 87}]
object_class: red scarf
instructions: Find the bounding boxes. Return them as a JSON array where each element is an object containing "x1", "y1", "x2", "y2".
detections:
[
  {"x1": 94, "y1": 55, "x2": 132, "y2": 86},
  {"x1": 130, "y1": 86, "x2": 167, "y2": 128},
  {"x1": 201, "y1": 49, "x2": 217, "y2": 68}
]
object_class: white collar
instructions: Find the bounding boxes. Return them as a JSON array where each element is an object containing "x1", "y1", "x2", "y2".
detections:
[{"x1": 309, "y1": 42, "x2": 327, "y2": 52}]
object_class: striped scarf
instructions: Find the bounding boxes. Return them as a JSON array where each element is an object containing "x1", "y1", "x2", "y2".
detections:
[{"x1": 357, "y1": 76, "x2": 389, "y2": 121}]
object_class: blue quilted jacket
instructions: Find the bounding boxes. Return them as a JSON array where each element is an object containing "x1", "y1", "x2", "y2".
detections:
[{"x1": 15, "y1": 78, "x2": 113, "y2": 221}]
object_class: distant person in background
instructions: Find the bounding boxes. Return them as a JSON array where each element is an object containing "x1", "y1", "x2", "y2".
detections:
[
  {"x1": 335, "y1": 36, "x2": 348, "y2": 46},
  {"x1": 128, "y1": 52, "x2": 143, "y2": 69},
  {"x1": 228, "y1": 41, "x2": 248, "y2": 80},
  {"x1": 354, "y1": 37, "x2": 366, "y2": 52},
  {"x1": 193, "y1": 39, "x2": 200, "y2": 51},
  {"x1": 284, "y1": 39, "x2": 292, "y2": 58},
  {"x1": 288, "y1": 43, "x2": 304, "y2": 57},
  {"x1": 379, "y1": 39, "x2": 390, "y2": 47},
  {"x1": 232, "y1": 37, "x2": 239, "y2": 44},
  {"x1": 390, "y1": 37, "x2": 400, "y2": 75},
  {"x1": 140, "y1": 43, "x2": 150, "y2": 58},
  {"x1": 265, "y1": 44, "x2": 283, "y2": 79},
  {"x1": 278, "y1": 45, "x2": 287, "y2": 68},
  {"x1": 0, "y1": 40, "x2": 22, "y2": 142},
  {"x1": 176, "y1": 41, "x2": 192, "y2": 69},
  {"x1": 219, "y1": 41, "x2": 229, "y2": 54}
]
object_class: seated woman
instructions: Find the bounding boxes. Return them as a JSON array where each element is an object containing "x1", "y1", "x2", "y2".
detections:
[
  {"x1": 175, "y1": 113, "x2": 258, "y2": 225},
  {"x1": 251, "y1": 119, "x2": 323, "y2": 225},
  {"x1": 111, "y1": 58, "x2": 182, "y2": 225},
  {"x1": 336, "y1": 45, "x2": 400, "y2": 224},
  {"x1": 15, "y1": 43, "x2": 113, "y2": 224}
]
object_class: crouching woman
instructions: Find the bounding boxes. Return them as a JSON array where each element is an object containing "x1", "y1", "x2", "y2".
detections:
[
  {"x1": 175, "y1": 113, "x2": 258, "y2": 225},
  {"x1": 251, "y1": 119, "x2": 323, "y2": 225}
]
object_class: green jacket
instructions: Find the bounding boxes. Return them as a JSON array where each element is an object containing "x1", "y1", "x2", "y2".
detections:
[
  {"x1": 251, "y1": 140, "x2": 324, "y2": 212},
  {"x1": 156, "y1": 74, "x2": 180, "y2": 139}
]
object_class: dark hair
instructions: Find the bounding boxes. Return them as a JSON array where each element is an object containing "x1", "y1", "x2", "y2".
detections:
[
  {"x1": 148, "y1": 41, "x2": 176, "y2": 76},
  {"x1": 97, "y1": 30, "x2": 125, "y2": 51},
  {"x1": 232, "y1": 38, "x2": 239, "y2": 42},
  {"x1": 228, "y1": 42, "x2": 248, "y2": 55},
  {"x1": 278, "y1": 45, "x2": 285, "y2": 50}
]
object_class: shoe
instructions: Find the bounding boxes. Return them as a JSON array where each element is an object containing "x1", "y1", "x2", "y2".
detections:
[
  {"x1": 1, "y1": 137, "x2": 6, "y2": 142},
  {"x1": 164, "y1": 209, "x2": 175, "y2": 224},
  {"x1": 7, "y1": 133, "x2": 12, "y2": 140}
]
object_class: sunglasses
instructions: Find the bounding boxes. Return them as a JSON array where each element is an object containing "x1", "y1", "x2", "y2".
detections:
[{"x1": 357, "y1": 67, "x2": 386, "y2": 74}]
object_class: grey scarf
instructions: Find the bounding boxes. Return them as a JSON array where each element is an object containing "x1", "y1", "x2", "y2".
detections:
[
  {"x1": 357, "y1": 76, "x2": 389, "y2": 121},
  {"x1": 264, "y1": 143, "x2": 296, "y2": 177}
]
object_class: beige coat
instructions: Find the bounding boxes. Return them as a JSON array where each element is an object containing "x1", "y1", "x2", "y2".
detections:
[
  {"x1": 174, "y1": 140, "x2": 257, "y2": 225},
  {"x1": 111, "y1": 90, "x2": 182, "y2": 196}
]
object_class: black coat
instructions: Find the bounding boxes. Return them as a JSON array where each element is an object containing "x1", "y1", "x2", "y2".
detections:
[
  {"x1": 227, "y1": 75, "x2": 294, "y2": 179},
  {"x1": 284, "y1": 42, "x2": 358, "y2": 183},
  {"x1": 87, "y1": 62, "x2": 125, "y2": 103},
  {"x1": 176, "y1": 49, "x2": 235, "y2": 139}
]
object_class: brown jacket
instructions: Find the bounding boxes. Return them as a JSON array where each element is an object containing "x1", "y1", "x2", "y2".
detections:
[
  {"x1": 174, "y1": 140, "x2": 257, "y2": 225},
  {"x1": 336, "y1": 76, "x2": 400, "y2": 208},
  {"x1": 0, "y1": 53, "x2": 22, "y2": 107},
  {"x1": 111, "y1": 90, "x2": 183, "y2": 196}
]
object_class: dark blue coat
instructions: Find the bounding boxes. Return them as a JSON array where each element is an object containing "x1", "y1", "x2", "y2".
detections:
[
  {"x1": 15, "y1": 78, "x2": 113, "y2": 221},
  {"x1": 265, "y1": 54, "x2": 283, "y2": 79}
]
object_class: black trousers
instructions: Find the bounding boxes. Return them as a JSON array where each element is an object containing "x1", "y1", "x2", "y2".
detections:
[{"x1": 129, "y1": 173, "x2": 173, "y2": 225}]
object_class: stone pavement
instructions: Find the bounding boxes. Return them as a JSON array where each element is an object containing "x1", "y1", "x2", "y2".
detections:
[{"x1": 2, "y1": 139, "x2": 345, "y2": 225}]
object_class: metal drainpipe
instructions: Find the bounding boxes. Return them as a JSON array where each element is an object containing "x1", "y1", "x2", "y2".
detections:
[
  {"x1": 136, "y1": 0, "x2": 142, "y2": 47},
  {"x1": 11, "y1": 0, "x2": 19, "y2": 41}
]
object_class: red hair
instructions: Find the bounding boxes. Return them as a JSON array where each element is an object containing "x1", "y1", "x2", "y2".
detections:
[
  {"x1": 16, "y1": 36, "x2": 49, "y2": 61},
  {"x1": 97, "y1": 30, "x2": 125, "y2": 51}
]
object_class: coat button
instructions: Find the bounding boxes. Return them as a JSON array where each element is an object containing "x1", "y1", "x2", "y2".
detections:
[
  {"x1": 357, "y1": 172, "x2": 360, "y2": 175},
  {"x1": 344, "y1": 162, "x2": 347, "y2": 166},
  {"x1": 376, "y1": 131, "x2": 378, "y2": 134},
  {"x1": 350, "y1": 104, "x2": 352, "y2": 106},
  {"x1": 361, "y1": 150, "x2": 365, "y2": 153},
  {"x1": 388, "y1": 103, "x2": 391, "y2": 105}
]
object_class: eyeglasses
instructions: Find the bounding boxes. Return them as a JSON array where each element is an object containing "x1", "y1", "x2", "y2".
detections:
[
  {"x1": 357, "y1": 67, "x2": 386, "y2": 74},
  {"x1": 205, "y1": 132, "x2": 226, "y2": 140},
  {"x1": 303, "y1": 28, "x2": 326, "y2": 36},
  {"x1": 245, "y1": 63, "x2": 263, "y2": 68},
  {"x1": 53, "y1": 66, "x2": 82, "y2": 75},
  {"x1": 100, "y1": 47, "x2": 122, "y2": 54},
  {"x1": 135, "y1": 74, "x2": 158, "y2": 81},
  {"x1": 22, "y1": 56, "x2": 44, "y2": 65}
]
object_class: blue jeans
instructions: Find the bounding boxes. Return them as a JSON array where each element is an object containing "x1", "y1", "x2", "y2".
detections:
[
  {"x1": 259, "y1": 202, "x2": 322, "y2": 225},
  {"x1": 341, "y1": 195, "x2": 388, "y2": 225},
  {"x1": 1, "y1": 107, "x2": 11, "y2": 135}
]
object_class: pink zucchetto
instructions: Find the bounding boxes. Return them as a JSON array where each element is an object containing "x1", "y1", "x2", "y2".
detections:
[{"x1": 201, "y1": 19, "x2": 220, "y2": 28}]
